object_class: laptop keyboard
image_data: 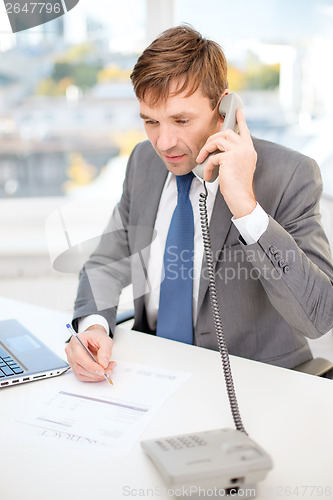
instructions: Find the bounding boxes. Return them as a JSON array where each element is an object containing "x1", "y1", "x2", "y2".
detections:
[{"x1": 0, "y1": 346, "x2": 24, "y2": 378}]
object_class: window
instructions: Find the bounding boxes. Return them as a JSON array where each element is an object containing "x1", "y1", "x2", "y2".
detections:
[{"x1": 1, "y1": 0, "x2": 332, "y2": 310}]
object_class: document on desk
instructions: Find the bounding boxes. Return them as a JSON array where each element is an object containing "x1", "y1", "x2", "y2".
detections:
[{"x1": 2, "y1": 360, "x2": 190, "y2": 457}]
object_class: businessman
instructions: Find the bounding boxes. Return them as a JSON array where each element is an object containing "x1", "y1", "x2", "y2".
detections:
[{"x1": 65, "y1": 25, "x2": 333, "y2": 382}]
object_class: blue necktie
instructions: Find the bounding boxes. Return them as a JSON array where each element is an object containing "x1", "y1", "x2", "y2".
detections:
[{"x1": 156, "y1": 172, "x2": 194, "y2": 344}]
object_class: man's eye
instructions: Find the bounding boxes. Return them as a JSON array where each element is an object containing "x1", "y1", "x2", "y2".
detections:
[
  {"x1": 145, "y1": 120, "x2": 158, "y2": 126},
  {"x1": 176, "y1": 119, "x2": 189, "y2": 125}
]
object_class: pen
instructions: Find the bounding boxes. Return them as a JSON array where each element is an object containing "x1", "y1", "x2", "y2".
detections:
[{"x1": 66, "y1": 323, "x2": 113, "y2": 385}]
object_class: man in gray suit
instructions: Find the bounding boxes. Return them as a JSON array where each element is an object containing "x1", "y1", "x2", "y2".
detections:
[{"x1": 66, "y1": 26, "x2": 333, "y2": 382}]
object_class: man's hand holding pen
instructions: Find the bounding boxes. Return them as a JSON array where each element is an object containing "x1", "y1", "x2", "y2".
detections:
[{"x1": 65, "y1": 324, "x2": 116, "y2": 383}]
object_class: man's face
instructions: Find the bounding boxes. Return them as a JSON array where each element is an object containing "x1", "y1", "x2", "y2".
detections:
[{"x1": 139, "y1": 83, "x2": 224, "y2": 176}]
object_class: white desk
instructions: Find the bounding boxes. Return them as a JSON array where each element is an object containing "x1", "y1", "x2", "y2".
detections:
[{"x1": 0, "y1": 296, "x2": 332, "y2": 500}]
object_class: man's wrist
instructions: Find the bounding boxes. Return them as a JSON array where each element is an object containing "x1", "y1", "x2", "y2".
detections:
[
  {"x1": 78, "y1": 315, "x2": 110, "y2": 335},
  {"x1": 231, "y1": 197, "x2": 257, "y2": 220},
  {"x1": 85, "y1": 324, "x2": 108, "y2": 335},
  {"x1": 232, "y1": 202, "x2": 269, "y2": 244}
]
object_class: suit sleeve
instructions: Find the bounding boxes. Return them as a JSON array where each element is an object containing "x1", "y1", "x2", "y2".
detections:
[
  {"x1": 72, "y1": 147, "x2": 137, "y2": 335},
  {"x1": 241, "y1": 155, "x2": 333, "y2": 339}
]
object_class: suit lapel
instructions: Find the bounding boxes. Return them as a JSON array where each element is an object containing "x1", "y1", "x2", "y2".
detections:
[
  {"x1": 197, "y1": 189, "x2": 233, "y2": 315},
  {"x1": 131, "y1": 152, "x2": 168, "y2": 320},
  {"x1": 132, "y1": 155, "x2": 168, "y2": 254}
]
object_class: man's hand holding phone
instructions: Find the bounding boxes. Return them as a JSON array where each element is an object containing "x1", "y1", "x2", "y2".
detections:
[{"x1": 196, "y1": 109, "x2": 257, "y2": 219}]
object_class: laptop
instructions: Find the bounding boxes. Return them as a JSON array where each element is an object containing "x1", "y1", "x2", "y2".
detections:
[{"x1": 0, "y1": 319, "x2": 69, "y2": 388}]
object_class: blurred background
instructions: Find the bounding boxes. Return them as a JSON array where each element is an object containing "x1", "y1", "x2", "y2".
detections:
[{"x1": 0, "y1": 0, "x2": 332, "y2": 314}]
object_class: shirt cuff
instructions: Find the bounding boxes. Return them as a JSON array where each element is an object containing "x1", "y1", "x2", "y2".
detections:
[
  {"x1": 78, "y1": 315, "x2": 110, "y2": 335},
  {"x1": 231, "y1": 202, "x2": 269, "y2": 244}
]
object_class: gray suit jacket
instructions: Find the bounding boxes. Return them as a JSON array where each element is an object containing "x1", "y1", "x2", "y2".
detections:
[{"x1": 73, "y1": 139, "x2": 333, "y2": 369}]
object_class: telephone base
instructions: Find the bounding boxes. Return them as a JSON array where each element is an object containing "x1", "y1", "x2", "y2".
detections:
[{"x1": 141, "y1": 428, "x2": 273, "y2": 498}]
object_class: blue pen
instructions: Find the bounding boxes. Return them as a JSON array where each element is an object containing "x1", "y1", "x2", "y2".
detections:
[{"x1": 66, "y1": 324, "x2": 113, "y2": 385}]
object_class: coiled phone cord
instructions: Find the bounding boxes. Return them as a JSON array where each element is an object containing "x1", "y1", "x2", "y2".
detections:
[{"x1": 199, "y1": 182, "x2": 247, "y2": 435}]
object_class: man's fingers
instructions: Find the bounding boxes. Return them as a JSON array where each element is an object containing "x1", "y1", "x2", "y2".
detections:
[
  {"x1": 66, "y1": 336, "x2": 103, "y2": 374},
  {"x1": 236, "y1": 108, "x2": 251, "y2": 138},
  {"x1": 105, "y1": 361, "x2": 117, "y2": 377},
  {"x1": 196, "y1": 132, "x2": 230, "y2": 163},
  {"x1": 96, "y1": 338, "x2": 113, "y2": 369},
  {"x1": 196, "y1": 110, "x2": 250, "y2": 164},
  {"x1": 196, "y1": 131, "x2": 240, "y2": 164},
  {"x1": 78, "y1": 348, "x2": 105, "y2": 375},
  {"x1": 196, "y1": 142, "x2": 217, "y2": 164},
  {"x1": 73, "y1": 362, "x2": 106, "y2": 381},
  {"x1": 65, "y1": 328, "x2": 114, "y2": 382},
  {"x1": 202, "y1": 152, "x2": 225, "y2": 181},
  {"x1": 72, "y1": 360, "x2": 116, "y2": 382},
  {"x1": 79, "y1": 330, "x2": 113, "y2": 370}
]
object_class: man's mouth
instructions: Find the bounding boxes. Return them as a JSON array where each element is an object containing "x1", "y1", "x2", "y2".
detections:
[{"x1": 164, "y1": 154, "x2": 186, "y2": 163}]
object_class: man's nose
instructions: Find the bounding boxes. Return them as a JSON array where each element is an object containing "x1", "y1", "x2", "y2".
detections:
[{"x1": 156, "y1": 126, "x2": 177, "y2": 151}]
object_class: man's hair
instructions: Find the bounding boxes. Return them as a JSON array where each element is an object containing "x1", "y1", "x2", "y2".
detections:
[{"x1": 130, "y1": 25, "x2": 228, "y2": 109}]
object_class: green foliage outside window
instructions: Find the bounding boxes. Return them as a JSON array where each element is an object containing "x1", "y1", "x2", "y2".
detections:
[{"x1": 228, "y1": 58, "x2": 280, "y2": 91}]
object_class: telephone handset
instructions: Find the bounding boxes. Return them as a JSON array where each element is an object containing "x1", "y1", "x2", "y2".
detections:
[{"x1": 193, "y1": 92, "x2": 243, "y2": 182}]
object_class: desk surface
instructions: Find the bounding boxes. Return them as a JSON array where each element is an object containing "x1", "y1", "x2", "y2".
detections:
[{"x1": 0, "y1": 296, "x2": 332, "y2": 500}]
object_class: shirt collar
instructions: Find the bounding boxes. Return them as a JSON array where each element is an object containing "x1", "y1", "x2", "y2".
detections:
[
  {"x1": 165, "y1": 170, "x2": 219, "y2": 196},
  {"x1": 192, "y1": 170, "x2": 219, "y2": 196}
]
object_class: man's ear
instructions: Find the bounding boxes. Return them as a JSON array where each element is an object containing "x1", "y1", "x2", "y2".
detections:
[
  {"x1": 220, "y1": 89, "x2": 229, "y2": 101},
  {"x1": 217, "y1": 89, "x2": 229, "y2": 125}
]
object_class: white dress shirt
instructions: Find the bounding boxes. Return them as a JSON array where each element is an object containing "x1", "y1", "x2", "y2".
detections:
[{"x1": 78, "y1": 172, "x2": 269, "y2": 334}]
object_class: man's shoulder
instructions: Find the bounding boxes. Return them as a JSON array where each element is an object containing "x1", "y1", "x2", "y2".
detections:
[
  {"x1": 130, "y1": 140, "x2": 159, "y2": 163},
  {"x1": 126, "y1": 140, "x2": 166, "y2": 187},
  {"x1": 252, "y1": 136, "x2": 317, "y2": 168},
  {"x1": 252, "y1": 136, "x2": 321, "y2": 211}
]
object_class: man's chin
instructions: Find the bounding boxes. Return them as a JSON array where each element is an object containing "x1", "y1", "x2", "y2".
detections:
[
  {"x1": 167, "y1": 166, "x2": 194, "y2": 176},
  {"x1": 163, "y1": 160, "x2": 195, "y2": 176}
]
